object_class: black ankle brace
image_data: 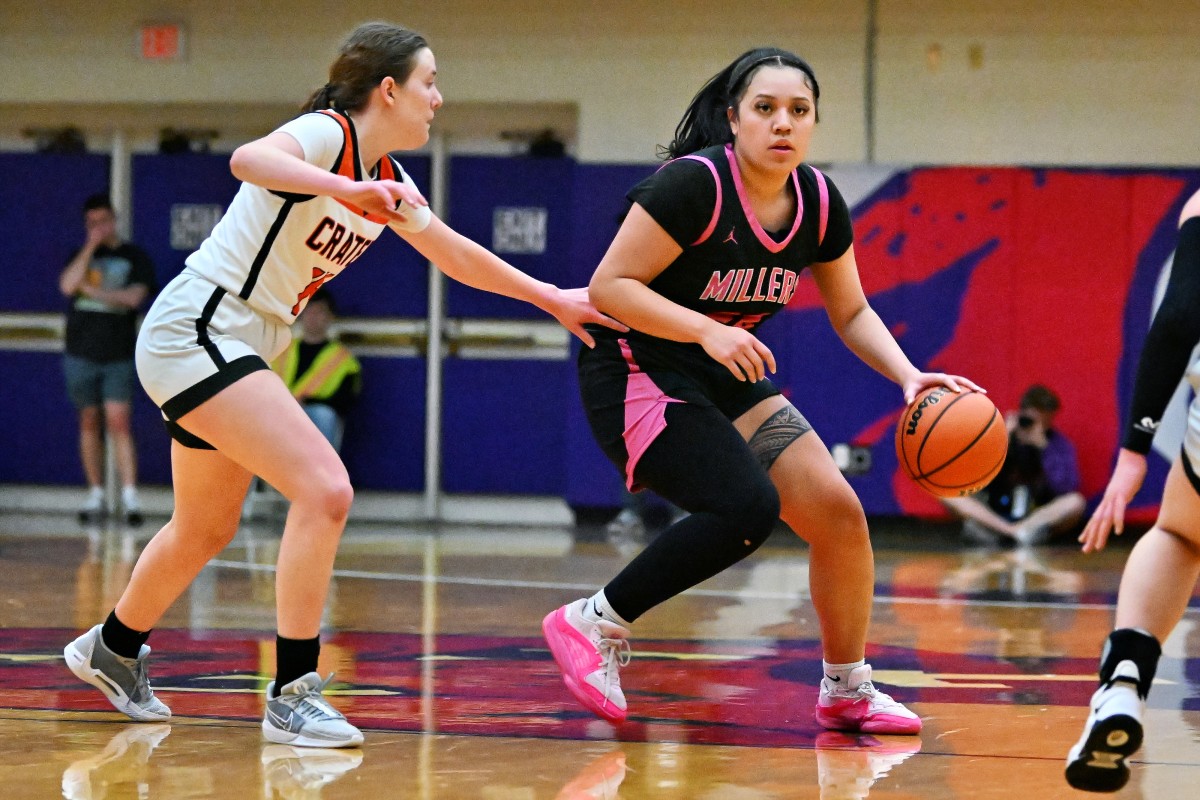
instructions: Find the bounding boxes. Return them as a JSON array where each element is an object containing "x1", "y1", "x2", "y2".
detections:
[{"x1": 1099, "y1": 628, "x2": 1161, "y2": 699}]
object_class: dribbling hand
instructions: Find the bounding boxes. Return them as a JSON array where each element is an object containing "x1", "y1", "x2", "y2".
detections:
[
  {"x1": 700, "y1": 324, "x2": 776, "y2": 382},
  {"x1": 900, "y1": 372, "x2": 985, "y2": 405},
  {"x1": 1079, "y1": 448, "x2": 1146, "y2": 553}
]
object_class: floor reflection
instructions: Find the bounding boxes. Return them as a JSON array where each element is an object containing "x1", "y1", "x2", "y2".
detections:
[
  {"x1": 61, "y1": 724, "x2": 172, "y2": 800},
  {"x1": 0, "y1": 512, "x2": 1197, "y2": 799},
  {"x1": 260, "y1": 745, "x2": 364, "y2": 800}
]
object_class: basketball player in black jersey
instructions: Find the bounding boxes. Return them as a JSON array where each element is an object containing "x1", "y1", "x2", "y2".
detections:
[
  {"x1": 542, "y1": 47, "x2": 982, "y2": 734},
  {"x1": 1066, "y1": 187, "x2": 1200, "y2": 792}
]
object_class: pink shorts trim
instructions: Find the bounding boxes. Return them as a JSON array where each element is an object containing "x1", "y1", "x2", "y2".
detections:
[{"x1": 618, "y1": 339, "x2": 683, "y2": 490}]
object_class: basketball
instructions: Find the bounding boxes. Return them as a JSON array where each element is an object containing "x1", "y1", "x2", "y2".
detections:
[{"x1": 895, "y1": 387, "x2": 1008, "y2": 498}]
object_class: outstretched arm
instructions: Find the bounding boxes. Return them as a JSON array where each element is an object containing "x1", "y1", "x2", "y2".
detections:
[
  {"x1": 809, "y1": 246, "x2": 984, "y2": 403},
  {"x1": 393, "y1": 214, "x2": 626, "y2": 348}
]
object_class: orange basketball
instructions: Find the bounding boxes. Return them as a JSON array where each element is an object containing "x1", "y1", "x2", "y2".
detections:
[{"x1": 894, "y1": 387, "x2": 1008, "y2": 498}]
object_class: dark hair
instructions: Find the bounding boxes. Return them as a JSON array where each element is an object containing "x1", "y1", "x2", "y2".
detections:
[
  {"x1": 307, "y1": 287, "x2": 337, "y2": 314},
  {"x1": 83, "y1": 193, "x2": 113, "y2": 213},
  {"x1": 303, "y1": 22, "x2": 429, "y2": 113},
  {"x1": 663, "y1": 47, "x2": 820, "y2": 159},
  {"x1": 1020, "y1": 384, "x2": 1061, "y2": 413}
]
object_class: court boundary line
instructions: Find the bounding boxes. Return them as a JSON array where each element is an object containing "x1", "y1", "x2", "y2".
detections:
[{"x1": 206, "y1": 558, "x2": 1200, "y2": 614}]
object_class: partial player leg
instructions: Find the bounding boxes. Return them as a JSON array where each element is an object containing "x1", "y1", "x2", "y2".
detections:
[
  {"x1": 1066, "y1": 457, "x2": 1200, "y2": 791},
  {"x1": 64, "y1": 441, "x2": 251, "y2": 722},
  {"x1": 1112, "y1": 458, "x2": 1200, "y2": 640},
  {"x1": 545, "y1": 402, "x2": 779, "y2": 723},
  {"x1": 735, "y1": 395, "x2": 920, "y2": 735},
  {"x1": 176, "y1": 370, "x2": 361, "y2": 746}
]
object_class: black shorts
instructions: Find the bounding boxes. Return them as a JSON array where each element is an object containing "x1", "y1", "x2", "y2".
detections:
[{"x1": 578, "y1": 329, "x2": 781, "y2": 490}]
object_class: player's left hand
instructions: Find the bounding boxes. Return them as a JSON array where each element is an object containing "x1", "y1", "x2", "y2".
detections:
[
  {"x1": 546, "y1": 287, "x2": 629, "y2": 348},
  {"x1": 901, "y1": 372, "x2": 986, "y2": 405},
  {"x1": 1079, "y1": 448, "x2": 1147, "y2": 553}
]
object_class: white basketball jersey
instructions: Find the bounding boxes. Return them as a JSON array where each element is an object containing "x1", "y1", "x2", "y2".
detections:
[{"x1": 184, "y1": 110, "x2": 429, "y2": 321}]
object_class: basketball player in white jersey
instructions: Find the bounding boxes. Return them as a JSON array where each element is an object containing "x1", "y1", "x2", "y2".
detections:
[
  {"x1": 1066, "y1": 187, "x2": 1200, "y2": 791},
  {"x1": 63, "y1": 21, "x2": 624, "y2": 748}
]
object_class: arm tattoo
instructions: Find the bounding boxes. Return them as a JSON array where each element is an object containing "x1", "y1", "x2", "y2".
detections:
[{"x1": 748, "y1": 405, "x2": 811, "y2": 472}]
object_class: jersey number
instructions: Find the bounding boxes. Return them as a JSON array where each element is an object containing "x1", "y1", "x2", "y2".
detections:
[{"x1": 708, "y1": 311, "x2": 768, "y2": 330}]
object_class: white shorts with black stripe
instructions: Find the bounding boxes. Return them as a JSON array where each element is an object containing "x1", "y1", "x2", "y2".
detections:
[
  {"x1": 136, "y1": 269, "x2": 292, "y2": 448},
  {"x1": 1183, "y1": 357, "x2": 1200, "y2": 494}
]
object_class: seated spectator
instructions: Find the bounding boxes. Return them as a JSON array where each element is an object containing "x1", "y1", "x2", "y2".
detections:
[
  {"x1": 271, "y1": 288, "x2": 361, "y2": 451},
  {"x1": 942, "y1": 384, "x2": 1085, "y2": 546}
]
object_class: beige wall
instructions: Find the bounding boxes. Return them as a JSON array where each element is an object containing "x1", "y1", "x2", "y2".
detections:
[{"x1": 2, "y1": 0, "x2": 1197, "y2": 165}]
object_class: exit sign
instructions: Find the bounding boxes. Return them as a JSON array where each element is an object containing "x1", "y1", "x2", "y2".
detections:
[{"x1": 139, "y1": 23, "x2": 184, "y2": 61}]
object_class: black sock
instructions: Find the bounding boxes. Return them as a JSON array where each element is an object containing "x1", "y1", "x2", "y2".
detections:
[
  {"x1": 274, "y1": 635, "x2": 321, "y2": 696},
  {"x1": 100, "y1": 610, "x2": 151, "y2": 660},
  {"x1": 1100, "y1": 628, "x2": 1161, "y2": 698}
]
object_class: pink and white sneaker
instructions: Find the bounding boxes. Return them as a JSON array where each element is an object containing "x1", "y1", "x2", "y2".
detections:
[
  {"x1": 814, "y1": 664, "x2": 922, "y2": 735},
  {"x1": 543, "y1": 599, "x2": 632, "y2": 723}
]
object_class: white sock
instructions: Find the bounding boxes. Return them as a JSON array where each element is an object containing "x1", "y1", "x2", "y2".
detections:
[
  {"x1": 583, "y1": 590, "x2": 632, "y2": 628},
  {"x1": 822, "y1": 659, "x2": 866, "y2": 687},
  {"x1": 122, "y1": 485, "x2": 140, "y2": 510}
]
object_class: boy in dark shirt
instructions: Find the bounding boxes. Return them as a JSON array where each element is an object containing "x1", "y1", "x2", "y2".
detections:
[{"x1": 58, "y1": 194, "x2": 156, "y2": 524}]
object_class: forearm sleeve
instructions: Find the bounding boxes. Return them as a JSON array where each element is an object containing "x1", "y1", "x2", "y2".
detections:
[{"x1": 1123, "y1": 217, "x2": 1200, "y2": 453}]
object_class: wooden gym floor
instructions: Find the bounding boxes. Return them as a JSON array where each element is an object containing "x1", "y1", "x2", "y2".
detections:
[{"x1": 0, "y1": 510, "x2": 1197, "y2": 799}]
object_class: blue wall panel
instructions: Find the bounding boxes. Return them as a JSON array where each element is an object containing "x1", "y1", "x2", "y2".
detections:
[
  {"x1": 1, "y1": 153, "x2": 111, "y2": 312},
  {"x1": 131, "y1": 153, "x2": 242, "y2": 292},
  {"x1": 340, "y1": 356, "x2": 426, "y2": 491},
  {"x1": 440, "y1": 359, "x2": 567, "y2": 494},
  {"x1": 0, "y1": 349, "x2": 170, "y2": 486},
  {"x1": 446, "y1": 156, "x2": 574, "y2": 318}
]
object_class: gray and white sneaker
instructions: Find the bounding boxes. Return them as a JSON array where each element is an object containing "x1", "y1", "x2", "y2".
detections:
[
  {"x1": 63, "y1": 625, "x2": 171, "y2": 722},
  {"x1": 263, "y1": 672, "x2": 363, "y2": 748}
]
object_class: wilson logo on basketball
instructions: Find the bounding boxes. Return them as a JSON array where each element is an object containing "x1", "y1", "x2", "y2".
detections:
[
  {"x1": 904, "y1": 387, "x2": 948, "y2": 436},
  {"x1": 895, "y1": 387, "x2": 1008, "y2": 499}
]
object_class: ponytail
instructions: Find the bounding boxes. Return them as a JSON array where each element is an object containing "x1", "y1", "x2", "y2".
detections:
[
  {"x1": 662, "y1": 47, "x2": 820, "y2": 160},
  {"x1": 302, "y1": 83, "x2": 338, "y2": 113}
]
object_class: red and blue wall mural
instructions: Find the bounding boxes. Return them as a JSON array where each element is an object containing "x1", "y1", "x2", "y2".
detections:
[{"x1": 764, "y1": 166, "x2": 1200, "y2": 520}]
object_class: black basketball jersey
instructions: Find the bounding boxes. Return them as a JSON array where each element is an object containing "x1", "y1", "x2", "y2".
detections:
[{"x1": 627, "y1": 143, "x2": 854, "y2": 334}]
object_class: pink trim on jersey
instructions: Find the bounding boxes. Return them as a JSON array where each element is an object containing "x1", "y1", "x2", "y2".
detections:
[
  {"x1": 618, "y1": 339, "x2": 683, "y2": 491},
  {"x1": 811, "y1": 166, "x2": 829, "y2": 247},
  {"x1": 673, "y1": 155, "x2": 722, "y2": 245},
  {"x1": 724, "y1": 144, "x2": 803, "y2": 253}
]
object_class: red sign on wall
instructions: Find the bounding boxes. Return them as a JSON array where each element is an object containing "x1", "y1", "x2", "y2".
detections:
[{"x1": 140, "y1": 24, "x2": 184, "y2": 61}]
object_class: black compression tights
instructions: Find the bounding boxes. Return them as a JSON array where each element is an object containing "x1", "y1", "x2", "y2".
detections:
[{"x1": 604, "y1": 402, "x2": 781, "y2": 622}]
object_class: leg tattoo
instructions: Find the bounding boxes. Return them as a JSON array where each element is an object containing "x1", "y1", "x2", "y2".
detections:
[{"x1": 748, "y1": 406, "x2": 811, "y2": 472}]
